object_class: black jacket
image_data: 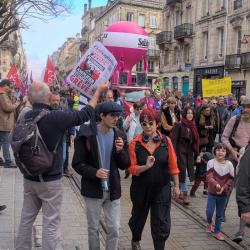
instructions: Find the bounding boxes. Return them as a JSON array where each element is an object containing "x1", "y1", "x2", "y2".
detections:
[
  {"x1": 195, "y1": 152, "x2": 213, "y2": 178},
  {"x1": 236, "y1": 144, "x2": 250, "y2": 215},
  {"x1": 24, "y1": 103, "x2": 94, "y2": 182},
  {"x1": 72, "y1": 125, "x2": 130, "y2": 201}
]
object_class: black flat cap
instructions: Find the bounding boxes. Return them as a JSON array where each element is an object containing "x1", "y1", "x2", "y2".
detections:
[{"x1": 99, "y1": 101, "x2": 122, "y2": 114}]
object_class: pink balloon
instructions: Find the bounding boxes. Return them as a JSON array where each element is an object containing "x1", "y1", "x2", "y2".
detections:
[{"x1": 102, "y1": 21, "x2": 148, "y2": 86}]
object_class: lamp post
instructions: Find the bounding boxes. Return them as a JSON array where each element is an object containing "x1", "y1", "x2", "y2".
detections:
[{"x1": 241, "y1": 34, "x2": 250, "y2": 44}]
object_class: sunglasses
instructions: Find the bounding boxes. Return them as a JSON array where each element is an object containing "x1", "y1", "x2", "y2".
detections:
[
  {"x1": 135, "y1": 108, "x2": 142, "y2": 111},
  {"x1": 141, "y1": 121, "x2": 155, "y2": 127}
]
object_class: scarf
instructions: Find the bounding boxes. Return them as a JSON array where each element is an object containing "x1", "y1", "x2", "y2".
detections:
[
  {"x1": 199, "y1": 110, "x2": 215, "y2": 136},
  {"x1": 181, "y1": 117, "x2": 199, "y2": 153}
]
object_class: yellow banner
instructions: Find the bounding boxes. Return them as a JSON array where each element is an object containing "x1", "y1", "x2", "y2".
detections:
[{"x1": 202, "y1": 77, "x2": 232, "y2": 97}]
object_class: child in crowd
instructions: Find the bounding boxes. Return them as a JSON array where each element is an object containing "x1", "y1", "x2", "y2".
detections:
[
  {"x1": 190, "y1": 152, "x2": 214, "y2": 197},
  {"x1": 206, "y1": 143, "x2": 234, "y2": 241}
]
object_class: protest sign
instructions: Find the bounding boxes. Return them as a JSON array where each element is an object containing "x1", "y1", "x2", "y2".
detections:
[
  {"x1": 202, "y1": 77, "x2": 232, "y2": 97},
  {"x1": 67, "y1": 41, "x2": 117, "y2": 99}
]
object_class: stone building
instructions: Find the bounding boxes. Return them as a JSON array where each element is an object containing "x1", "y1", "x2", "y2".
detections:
[
  {"x1": 0, "y1": 29, "x2": 27, "y2": 82},
  {"x1": 159, "y1": 0, "x2": 250, "y2": 98},
  {"x1": 95, "y1": 0, "x2": 163, "y2": 86}
]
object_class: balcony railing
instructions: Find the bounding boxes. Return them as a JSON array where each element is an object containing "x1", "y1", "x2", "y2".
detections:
[
  {"x1": 241, "y1": 52, "x2": 250, "y2": 69},
  {"x1": 174, "y1": 23, "x2": 193, "y2": 40},
  {"x1": 79, "y1": 41, "x2": 89, "y2": 51},
  {"x1": 225, "y1": 54, "x2": 241, "y2": 69},
  {"x1": 81, "y1": 26, "x2": 88, "y2": 36},
  {"x1": 147, "y1": 49, "x2": 160, "y2": 57},
  {"x1": 234, "y1": 0, "x2": 242, "y2": 10},
  {"x1": 166, "y1": 0, "x2": 182, "y2": 5},
  {"x1": 156, "y1": 31, "x2": 172, "y2": 44}
]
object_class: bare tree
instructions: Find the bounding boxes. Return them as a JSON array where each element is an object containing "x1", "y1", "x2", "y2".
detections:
[{"x1": 0, "y1": 0, "x2": 73, "y2": 44}]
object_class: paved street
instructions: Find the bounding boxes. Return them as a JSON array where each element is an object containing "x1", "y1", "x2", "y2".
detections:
[{"x1": 0, "y1": 147, "x2": 249, "y2": 249}]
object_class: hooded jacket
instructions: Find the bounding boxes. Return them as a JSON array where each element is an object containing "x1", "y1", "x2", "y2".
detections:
[{"x1": 0, "y1": 88, "x2": 20, "y2": 131}]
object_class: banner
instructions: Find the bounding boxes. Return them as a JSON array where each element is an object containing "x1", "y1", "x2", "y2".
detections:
[
  {"x1": 20, "y1": 74, "x2": 28, "y2": 96},
  {"x1": 44, "y1": 56, "x2": 57, "y2": 87},
  {"x1": 7, "y1": 64, "x2": 21, "y2": 87},
  {"x1": 202, "y1": 77, "x2": 232, "y2": 97},
  {"x1": 67, "y1": 41, "x2": 117, "y2": 99}
]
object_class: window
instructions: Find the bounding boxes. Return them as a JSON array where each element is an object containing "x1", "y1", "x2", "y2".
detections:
[
  {"x1": 186, "y1": 45, "x2": 190, "y2": 62},
  {"x1": 206, "y1": 0, "x2": 210, "y2": 15},
  {"x1": 173, "y1": 77, "x2": 178, "y2": 91},
  {"x1": 204, "y1": 32, "x2": 208, "y2": 59},
  {"x1": 150, "y1": 16, "x2": 156, "y2": 28},
  {"x1": 221, "y1": 0, "x2": 225, "y2": 9},
  {"x1": 148, "y1": 37, "x2": 156, "y2": 55},
  {"x1": 234, "y1": 0, "x2": 242, "y2": 10},
  {"x1": 174, "y1": 49, "x2": 179, "y2": 64},
  {"x1": 188, "y1": 7, "x2": 191, "y2": 23},
  {"x1": 218, "y1": 29, "x2": 224, "y2": 57},
  {"x1": 148, "y1": 61, "x2": 154, "y2": 73},
  {"x1": 127, "y1": 12, "x2": 133, "y2": 22},
  {"x1": 109, "y1": 16, "x2": 112, "y2": 25},
  {"x1": 136, "y1": 60, "x2": 143, "y2": 71},
  {"x1": 175, "y1": 11, "x2": 181, "y2": 26},
  {"x1": 138, "y1": 14, "x2": 145, "y2": 27},
  {"x1": 164, "y1": 50, "x2": 169, "y2": 66},
  {"x1": 168, "y1": 16, "x2": 171, "y2": 31},
  {"x1": 236, "y1": 29, "x2": 241, "y2": 54}
]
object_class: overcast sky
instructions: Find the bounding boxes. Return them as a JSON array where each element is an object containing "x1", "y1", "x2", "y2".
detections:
[{"x1": 22, "y1": 0, "x2": 107, "y2": 81}]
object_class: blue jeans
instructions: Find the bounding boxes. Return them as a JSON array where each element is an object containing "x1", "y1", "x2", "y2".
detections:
[
  {"x1": 180, "y1": 169, "x2": 188, "y2": 193},
  {"x1": 0, "y1": 131, "x2": 11, "y2": 163},
  {"x1": 206, "y1": 193, "x2": 227, "y2": 234}
]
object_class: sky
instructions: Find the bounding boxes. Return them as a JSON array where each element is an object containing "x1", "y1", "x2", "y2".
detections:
[{"x1": 22, "y1": 0, "x2": 107, "y2": 81}]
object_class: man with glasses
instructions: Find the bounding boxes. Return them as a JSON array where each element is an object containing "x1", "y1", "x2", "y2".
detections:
[
  {"x1": 72, "y1": 101, "x2": 130, "y2": 250},
  {"x1": 216, "y1": 96, "x2": 226, "y2": 142},
  {"x1": 221, "y1": 99, "x2": 238, "y2": 130},
  {"x1": 0, "y1": 79, "x2": 21, "y2": 168}
]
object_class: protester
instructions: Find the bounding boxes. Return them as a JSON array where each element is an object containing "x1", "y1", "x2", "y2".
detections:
[
  {"x1": 170, "y1": 107, "x2": 200, "y2": 205},
  {"x1": 72, "y1": 101, "x2": 130, "y2": 250},
  {"x1": 177, "y1": 94, "x2": 185, "y2": 112},
  {"x1": 141, "y1": 90, "x2": 155, "y2": 109},
  {"x1": 231, "y1": 94, "x2": 246, "y2": 117},
  {"x1": 15, "y1": 80, "x2": 109, "y2": 249},
  {"x1": 216, "y1": 96, "x2": 226, "y2": 142},
  {"x1": 128, "y1": 108, "x2": 180, "y2": 250},
  {"x1": 221, "y1": 99, "x2": 238, "y2": 130},
  {"x1": 123, "y1": 101, "x2": 143, "y2": 145},
  {"x1": 190, "y1": 152, "x2": 214, "y2": 196},
  {"x1": 195, "y1": 94, "x2": 202, "y2": 108},
  {"x1": 184, "y1": 91, "x2": 195, "y2": 108},
  {"x1": 0, "y1": 79, "x2": 21, "y2": 168},
  {"x1": 209, "y1": 100, "x2": 220, "y2": 142},
  {"x1": 205, "y1": 143, "x2": 234, "y2": 241},
  {"x1": 221, "y1": 98, "x2": 250, "y2": 222},
  {"x1": 116, "y1": 92, "x2": 126, "y2": 119},
  {"x1": 225, "y1": 93, "x2": 233, "y2": 108},
  {"x1": 154, "y1": 92, "x2": 163, "y2": 111},
  {"x1": 196, "y1": 98, "x2": 208, "y2": 115},
  {"x1": 50, "y1": 91, "x2": 74, "y2": 177},
  {"x1": 73, "y1": 91, "x2": 80, "y2": 110},
  {"x1": 235, "y1": 144, "x2": 250, "y2": 242},
  {"x1": 196, "y1": 104, "x2": 215, "y2": 153},
  {"x1": 102, "y1": 89, "x2": 114, "y2": 101},
  {"x1": 161, "y1": 97, "x2": 181, "y2": 136}
]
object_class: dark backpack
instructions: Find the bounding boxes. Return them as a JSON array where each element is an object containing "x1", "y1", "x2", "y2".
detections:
[{"x1": 10, "y1": 109, "x2": 60, "y2": 178}]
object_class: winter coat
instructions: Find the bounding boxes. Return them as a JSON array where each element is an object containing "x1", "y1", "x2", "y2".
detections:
[
  {"x1": 222, "y1": 105, "x2": 235, "y2": 130},
  {"x1": 0, "y1": 89, "x2": 19, "y2": 131},
  {"x1": 123, "y1": 110, "x2": 140, "y2": 144},
  {"x1": 170, "y1": 121, "x2": 197, "y2": 183},
  {"x1": 72, "y1": 125, "x2": 130, "y2": 201},
  {"x1": 195, "y1": 152, "x2": 214, "y2": 178},
  {"x1": 236, "y1": 144, "x2": 250, "y2": 216}
]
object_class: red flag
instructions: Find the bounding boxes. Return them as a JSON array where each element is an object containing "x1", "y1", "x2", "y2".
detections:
[
  {"x1": 43, "y1": 56, "x2": 57, "y2": 87},
  {"x1": 7, "y1": 63, "x2": 21, "y2": 87}
]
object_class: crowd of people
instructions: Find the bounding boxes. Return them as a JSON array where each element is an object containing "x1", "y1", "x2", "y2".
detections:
[{"x1": 0, "y1": 78, "x2": 249, "y2": 250}]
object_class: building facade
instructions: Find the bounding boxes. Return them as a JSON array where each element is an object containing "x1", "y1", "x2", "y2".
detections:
[{"x1": 159, "y1": 0, "x2": 250, "y2": 98}]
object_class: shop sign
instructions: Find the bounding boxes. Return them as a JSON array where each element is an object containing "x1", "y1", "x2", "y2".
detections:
[{"x1": 232, "y1": 80, "x2": 246, "y2": 87}]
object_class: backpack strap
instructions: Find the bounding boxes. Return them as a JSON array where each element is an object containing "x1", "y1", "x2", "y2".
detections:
[
  {"x1": 161, "y1": 134, "x2": 169, "y2": 150},
  {"x1": 232, "y1": 114, "x2": 242, "y2": 137}
]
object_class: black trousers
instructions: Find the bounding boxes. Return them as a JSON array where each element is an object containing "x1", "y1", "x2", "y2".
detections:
[{"x1": 129, "y1": 182, "x2": 171, "y2": 250}]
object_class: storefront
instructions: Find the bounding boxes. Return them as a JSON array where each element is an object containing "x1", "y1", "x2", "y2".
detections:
[
  {"x1": 232, "y1": 80, "x2": 246, "y2": 101},
  {"x1": 193, "y1": 65, "x2": 224, "y2": 95}
]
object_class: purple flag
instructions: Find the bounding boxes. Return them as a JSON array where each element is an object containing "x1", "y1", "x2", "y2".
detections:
[
  {"x1": 20, "y1": 74, "x2": 28, "y2": 96},
  {"x1": 30, "y1": 71, "x2": 34, "y2": 84},
  {"x1": 63, "y1": 78, "x2": 67, "y2": 87}
]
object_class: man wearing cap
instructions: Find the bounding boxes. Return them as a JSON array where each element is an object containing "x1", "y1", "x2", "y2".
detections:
[{"x1": 72, "y1": 101, "x2": 130, "y2": 250}]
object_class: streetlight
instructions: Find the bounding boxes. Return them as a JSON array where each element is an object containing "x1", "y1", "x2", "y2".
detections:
[{"x1": 241, "y1": 34, "x2": 250, "y2": 44}]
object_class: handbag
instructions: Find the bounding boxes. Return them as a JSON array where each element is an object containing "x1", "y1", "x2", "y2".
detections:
[{"x1": 199, "y1": 136, "x2": 209, "y2": 146}]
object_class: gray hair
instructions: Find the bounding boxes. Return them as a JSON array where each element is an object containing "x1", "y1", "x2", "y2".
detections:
[
  {"x1": 102, "y1": 89, "x2": 113, "y2": 98},
  {"x1": 28, "y1": 82, "x2": 51, "y2": 104}
]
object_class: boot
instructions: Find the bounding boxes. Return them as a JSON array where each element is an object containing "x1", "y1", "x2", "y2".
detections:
[
  {"x1": 183, "y1": 192, "x2": 190, "y2": 205},
  {"x1": 178, "y1": 192, "x2": 183, "y2": 200}
]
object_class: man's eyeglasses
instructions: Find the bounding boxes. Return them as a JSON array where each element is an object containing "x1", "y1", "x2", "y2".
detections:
[
  {"x1": 135, "y1": 108, "x2": 142, "y2": 111},
  {"x1": 141, "y1": 121, "x2": 155, "y2": 127},
  {"x1": 212, "y1": 102, "x2": 217, "y2": 105}
]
